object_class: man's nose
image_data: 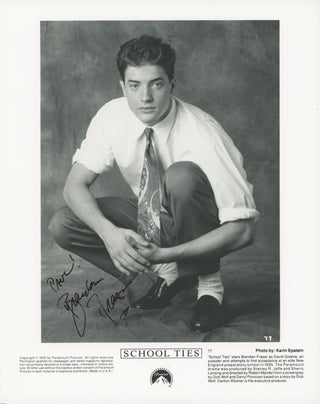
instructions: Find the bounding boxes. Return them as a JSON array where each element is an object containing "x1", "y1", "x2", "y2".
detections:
[{"x1": 140, "y1": 85, "x2": 153, "y2": 102}]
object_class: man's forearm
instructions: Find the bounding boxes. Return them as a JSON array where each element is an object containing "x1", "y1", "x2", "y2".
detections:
[{"x1": 160, "y1": 219, "x2": 255, "y2": 263}]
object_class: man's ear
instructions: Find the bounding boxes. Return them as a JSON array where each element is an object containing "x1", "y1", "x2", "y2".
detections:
[
  {"x1": 170, "y1": 78, "x2": 176, "y2": 93},
  {"x1": 120, "y1": 80, "x2": 127, "y2": 97}
]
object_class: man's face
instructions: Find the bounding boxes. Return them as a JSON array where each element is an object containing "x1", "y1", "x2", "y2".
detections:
[{"x1": 120, "y1": 64, "x2": 174, "y2": 127}]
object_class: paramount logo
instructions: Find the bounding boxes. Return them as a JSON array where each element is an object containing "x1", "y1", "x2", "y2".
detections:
[{"x1": 150, "y1": 368, "x2": 173, "y2": 387}]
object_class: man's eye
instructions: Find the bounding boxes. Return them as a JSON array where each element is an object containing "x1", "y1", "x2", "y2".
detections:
[
  {"x1": 153, "y1": 82, "x2": 163, "y2": 88},
  {"x1": 129, "y1": 84, "x2": 139, "y2": 89}
]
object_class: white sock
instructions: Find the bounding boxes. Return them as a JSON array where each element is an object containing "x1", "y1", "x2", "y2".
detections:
[
  {"x1": 197, "y1": 271, "x2": 224, "y2": 304},
  {"x1": 152, "y1": 262, "x2": 178, "y2": 286}
]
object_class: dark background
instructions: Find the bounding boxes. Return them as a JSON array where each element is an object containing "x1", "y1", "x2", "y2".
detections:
[{"x1": 41, "y1": 20, "x2": 279, "y2": 258}]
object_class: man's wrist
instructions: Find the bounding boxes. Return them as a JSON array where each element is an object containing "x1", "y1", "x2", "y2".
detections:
[
  {"x1": 96, "y1": 218, "x2": 116, "y2": 243},
  {"x1": 159, "y1": 246, "x2": 179, "y2": 263}
]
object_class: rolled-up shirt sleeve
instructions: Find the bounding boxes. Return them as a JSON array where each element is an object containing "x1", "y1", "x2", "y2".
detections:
[
  {"x1": 192, "y1": 118, "x2": 260, "y2": 225},
  {"x1": 72, "y1": 112, "x2": 114, "y2": 174}
]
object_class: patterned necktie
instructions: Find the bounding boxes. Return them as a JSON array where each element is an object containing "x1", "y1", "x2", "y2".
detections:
[{"x1": 137, "y1": 127, "x2": 161, "y2": 245}]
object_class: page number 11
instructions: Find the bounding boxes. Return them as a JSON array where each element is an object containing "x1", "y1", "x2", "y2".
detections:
[{"x1": 264, "y1": 336, "x2": 272, "y2": 341}]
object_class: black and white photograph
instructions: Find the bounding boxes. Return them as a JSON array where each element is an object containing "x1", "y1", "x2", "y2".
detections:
[
  {"x1": 1, "y1": 0, "x2": 320, "y2": 402},
  {"x1": 41, "y1": 20, "x2": 279, "y2": 342}
]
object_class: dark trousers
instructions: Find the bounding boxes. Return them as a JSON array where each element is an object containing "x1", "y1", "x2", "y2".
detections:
[{"x1": 49, "y1": 161, "x2": 221, "y2": 279}]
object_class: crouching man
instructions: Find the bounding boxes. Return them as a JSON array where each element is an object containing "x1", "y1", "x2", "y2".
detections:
[{"x1": 49, "y1": 35, "x2": 259, "y2": 332}]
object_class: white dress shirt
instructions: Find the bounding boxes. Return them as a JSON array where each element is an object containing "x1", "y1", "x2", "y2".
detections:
[{"x1": 73, "y1": 96, "x2": 259, "y2": 224}]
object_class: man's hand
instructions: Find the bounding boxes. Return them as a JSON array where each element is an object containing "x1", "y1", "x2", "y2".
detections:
[
  {"x1": 127, "y1": 237, "x2": 167, "y2": 264},
  {"x1": 63, "y1": 163, "x2": 160, "y2": 275},
  {"x1": 102, "y1": 227, "x2": 152, "y2": 276}
]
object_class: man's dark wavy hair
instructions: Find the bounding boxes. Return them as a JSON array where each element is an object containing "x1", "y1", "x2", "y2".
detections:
[{"x1": 117, "y1": 35, "x2": 176, "y2": 81}]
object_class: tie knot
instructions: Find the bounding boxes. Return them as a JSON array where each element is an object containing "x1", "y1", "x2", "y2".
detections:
[
  {"x1": 143, "y1": 128, "x2": 153, "y2": 155},
  {"x1": 144, "y1": 127, "x2": 154, "y2": 140},
  {"x1": 144, "y1": 127, "x2": 154, "y2": 153}
]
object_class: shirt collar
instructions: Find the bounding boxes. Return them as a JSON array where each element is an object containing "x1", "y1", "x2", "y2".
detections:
[{"x1": 129, "y1": 97, "x2": 177, "y2": 145}]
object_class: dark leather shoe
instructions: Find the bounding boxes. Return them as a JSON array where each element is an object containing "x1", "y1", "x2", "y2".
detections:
[
  {"x1": 132, "y1": 276, "x2": 197, "y2": 310},
  {"x1": 190, "y1": 295, "x2": 228, "y2": 332}
]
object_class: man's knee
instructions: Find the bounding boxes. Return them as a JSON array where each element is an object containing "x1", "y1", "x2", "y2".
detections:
[
  {"x1": 48, "y1": 207, "x2": 73, "y2": 250},
  {"x1": 164, "y1": 161, "x2": 204, "y2": 199}
]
